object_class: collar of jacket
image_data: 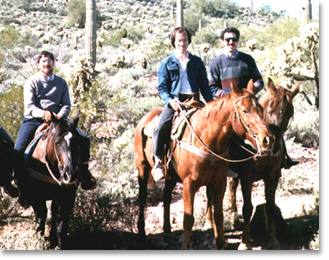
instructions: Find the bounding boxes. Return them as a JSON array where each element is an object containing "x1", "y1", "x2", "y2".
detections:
[{"x1": 168, "y1": 52, "x2": 192, "y2": 63}]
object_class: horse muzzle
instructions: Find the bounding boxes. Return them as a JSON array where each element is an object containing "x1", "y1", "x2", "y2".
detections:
[
  {"x1": 258, "y1": 134, "x2": 275, "y2": 154},
  {"x1": 60, "y1": 167, "x2": 78, "y2": 186}
]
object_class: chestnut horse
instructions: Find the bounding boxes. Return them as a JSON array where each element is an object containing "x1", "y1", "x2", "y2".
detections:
[
  {"x1": 134, "y1": 81, "x2": 274, "y2": 249},
  {"x1": 20, "y1": 115, "x2": 82, "y2": 249},
  {"x1": 206, "y1": 78, "x2": 300, "y2": 249}
]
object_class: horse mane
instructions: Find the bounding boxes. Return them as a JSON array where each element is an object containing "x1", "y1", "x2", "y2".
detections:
[
  {"x1": 51, "y1": 117, "x2": 79, "y2": 141},
  {"x1": 200, "y1": 94, "x2": 230, "y2": 121}
]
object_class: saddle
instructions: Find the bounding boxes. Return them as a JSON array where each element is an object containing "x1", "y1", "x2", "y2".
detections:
[{"x1": 143, "y1": 99, "x2": 204, "y2": 139}]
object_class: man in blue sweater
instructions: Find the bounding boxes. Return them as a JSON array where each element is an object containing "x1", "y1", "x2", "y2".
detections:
[
  {"x1": 208, "y1": 27, "x2": 298, "y2": 169},
  {"x1": 14, "y1": 51, "x2": 96, "y2": 208}
]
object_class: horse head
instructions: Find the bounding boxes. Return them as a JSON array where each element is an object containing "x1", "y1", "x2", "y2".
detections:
[
  {"x1": 230, "y1": 80, "x2": 274, "y2": 154},
  {"x1": 260, "y1": 78, "x2": 300, "y2": 138},
  {"x1": 45, "y1": 113, "x2": 81, "y2": 186}
]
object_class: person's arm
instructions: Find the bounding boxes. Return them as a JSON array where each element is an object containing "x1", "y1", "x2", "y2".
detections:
[
  {"x1": 24, "y1": 78, "x2": 45, "y2": 119},
  {"x1": 208, "y1": 58, "x2": 224, "y2": 98},
  {"x1": 157, "y1": 60, "x2": 173, "y2": 105},
  {"x1": 249, "y1": 56, "x2": 264, "y2": 94},
  {"x1": 198, "y1": 60, "x2": 213, "y2": 102}
]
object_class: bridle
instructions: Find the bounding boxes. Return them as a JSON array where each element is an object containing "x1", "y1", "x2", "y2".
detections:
[{"x1": 44, "y1": 126, "x2": 78, "y2": 186}]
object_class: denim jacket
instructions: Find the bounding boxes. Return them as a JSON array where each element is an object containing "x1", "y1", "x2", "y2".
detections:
[{"x1": 157, "y1": 52, "x2": 216, "y2": 105}]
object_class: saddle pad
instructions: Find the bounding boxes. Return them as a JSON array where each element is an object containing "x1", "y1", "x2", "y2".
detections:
[{"x1": 24, "y1": 131, "x2": 44, "y2": 163}]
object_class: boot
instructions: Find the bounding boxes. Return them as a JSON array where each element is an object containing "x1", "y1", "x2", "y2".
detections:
[
  {"x1": 151, "y1": 156, "x2": 164, "y2": 182},
  {"x1": 79, "y1": 163, "x2": 97, "y2": 190},
  {"x1": 281, "y1": 155, "x2": 299, "y2": 169}
]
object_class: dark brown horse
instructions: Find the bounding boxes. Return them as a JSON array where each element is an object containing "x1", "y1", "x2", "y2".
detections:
[
  {"x1": 206, "y1": 78, "x2": 300, "y2": 249},
  {"x1": 134, "y1": 81, "x2": 274, "y2": 249},
  {"x1": 21, "y1": 114, "x2": 83, "y2": 249},
  {"x1": 0, "y1": 128, "x2": 18, "y2": 197}
]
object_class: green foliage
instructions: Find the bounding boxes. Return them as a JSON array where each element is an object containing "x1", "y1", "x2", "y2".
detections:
[
  {"x1": 101, "y1": 28, "x2": 128, "y2": 47},
  {"x1": 0, "y1": 86, "x2": 23, "y2": 141},
  {"x1": 66, "y1": 0, "x2": 86, "y2": 28},
  {"x1": 285, "y1": 94, "x2": 319, "y2": 147}
]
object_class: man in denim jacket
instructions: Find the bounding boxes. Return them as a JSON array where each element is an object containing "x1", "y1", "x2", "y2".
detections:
[{"x1": 152, "y1": 27, "x2": 218, "y2": 182}]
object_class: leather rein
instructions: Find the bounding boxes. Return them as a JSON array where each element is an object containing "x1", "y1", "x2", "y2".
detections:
[{"x1": 176, "y1": 95, "x2": 265, "y2": 163}]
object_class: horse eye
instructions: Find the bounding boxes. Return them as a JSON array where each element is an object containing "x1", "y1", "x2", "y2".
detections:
[{"x1": 243, "y1": 109, "x2": 249, "y2": 114}]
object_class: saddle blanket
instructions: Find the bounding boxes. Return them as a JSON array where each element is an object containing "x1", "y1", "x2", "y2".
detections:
[{"x1": 24, "y1": 132, "x2": 44, "y2": 163}]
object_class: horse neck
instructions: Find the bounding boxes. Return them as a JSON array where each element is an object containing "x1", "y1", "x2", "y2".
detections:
[{"x1": 190, "y1": 97, "x2": 234, "y2": 151}]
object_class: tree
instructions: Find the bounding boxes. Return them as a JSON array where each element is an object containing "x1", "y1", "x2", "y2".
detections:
[
  {"x1": 264, "y1": 22, "x2": 319, "y2": 108},
  {"x1": 85, "y1": 0, "x2": 97, "y2": 70}
]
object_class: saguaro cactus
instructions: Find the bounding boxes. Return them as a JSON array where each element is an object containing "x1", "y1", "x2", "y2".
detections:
[
  {"x1": 85, "y1": 0, "x2": 97, "y2": 70},
  {"x1": 176, "y1": 0, "x2": 184, "y2": 27}
]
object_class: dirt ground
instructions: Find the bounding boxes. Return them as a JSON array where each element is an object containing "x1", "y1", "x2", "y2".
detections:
[{"x1": 0, "y1": 146, "x2": 319, "y2": 250}]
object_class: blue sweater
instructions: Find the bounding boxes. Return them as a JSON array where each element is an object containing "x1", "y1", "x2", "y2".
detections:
[{"x1": 208, "y1": 52, "x2": 263, "y2": 96}]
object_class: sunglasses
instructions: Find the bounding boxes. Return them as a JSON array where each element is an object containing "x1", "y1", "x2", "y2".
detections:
[{"x1": 224, "y1": 37, "x2": 238, "y2": 43}]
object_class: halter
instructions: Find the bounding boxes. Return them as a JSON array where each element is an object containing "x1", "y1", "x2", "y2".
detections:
[
  {"x1": 233, "y1": 95, "x2": 262, "y2": 157},
  {"x1": 176, "y1": 95, "x2": 264, "y2": 163}
]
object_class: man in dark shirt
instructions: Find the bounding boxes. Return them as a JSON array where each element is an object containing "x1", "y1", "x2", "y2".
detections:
[{"x1": 208, "y1": 27, "x2": 298, "y2": 169}]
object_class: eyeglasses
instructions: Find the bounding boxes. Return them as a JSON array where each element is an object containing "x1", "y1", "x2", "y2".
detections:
[{"x1": 224, "y1": 37, "x2": 238, "y2": 43}]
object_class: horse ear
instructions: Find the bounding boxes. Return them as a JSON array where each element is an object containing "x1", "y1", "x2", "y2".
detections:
[
  {"x1": 247, "y1": 79, "x2": 255, "y2": 94},
  {"x1": 290, "y1": 82, "x2": 300, "y2": 99},
  {"x1": 267, "y1": 77, "x2": 276, "y2": 95},
  {"x1": 51, "y1": 112, "x2": 59, "y2": 123},
  {"x1": 73, "y1": 110, "x2": 80, "y2": 127},
  {"x1": 230, "y1": 81, "x2": 240, "y2": 95}
]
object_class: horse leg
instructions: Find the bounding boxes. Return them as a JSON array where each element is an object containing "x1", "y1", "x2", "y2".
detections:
[
  {"x1": 212, "y1": 179, "x2": 227, "y2": 249},
  {"x1": 181, "y1": 180, "x2": 196, "y2": 250},
  {"x1": 264, "y1": 174, "x2": 280, "y2": 249},
  {"x1": 50, "y1": 200, "x2": 59, "y2": 249},
  {"x1": 137, "y1": 163, "x2": 150, "y2": 239},
  {"x1": 57, "y1": 193, "x2": 76, "y2": 249},
  {"x1": 229, "y1": 176, "x2": 239, "y2": 229},
  {"x1": 239, "y1": 177, "x2": 253, "y2": 250},
  {"x1": 204, "y1": 186, "x2": 213, "y2": 229},
  {"x1": 163, "y1": 178, "x2": 177, "y2": 233},
  {"x1": 32, "y1": 202, "x2": 47, "y2": 236}
]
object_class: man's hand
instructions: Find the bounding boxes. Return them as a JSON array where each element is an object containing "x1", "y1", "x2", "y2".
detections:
[
  {"x1": 169, "y1": 99, "x2": 180, "y2": 111},
  {"x1": 42, "y1": 111, "x2": 52, "y2": 123}
]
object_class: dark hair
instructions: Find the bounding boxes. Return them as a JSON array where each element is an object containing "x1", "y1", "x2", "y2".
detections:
[
  {"x1": 37, "y1": 51, "x2": 55, "y2": 63},
  {"x1": 220, "y1": 27, "x2": 240, "y2": 41},
  {"x1": 170, "y1": 27, "x2": 191, "y2": 48}
]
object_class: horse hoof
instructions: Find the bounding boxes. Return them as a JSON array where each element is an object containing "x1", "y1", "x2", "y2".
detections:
[{"x1": 238, "y1": 242, "x2": 251, "y2": 250}]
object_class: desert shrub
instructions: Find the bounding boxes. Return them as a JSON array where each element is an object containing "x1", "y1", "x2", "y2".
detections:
[
  {"x1": 0, "y1": 192, "x2": 20, "y2": 224},
  {"x1": 285, "y1": 94, "x2": 319, "y2": 147},
  {"x1": 124, "y1": 24, "x2": 146, "y2": 43},
  {"x1": 184, "y1": 9, "x2": 208, "y2": 35},
  {"x1": 66, "y1": 0, "x2": 86, "y2": 28},
  {"x1": 101, "y1": 29, "x2": 128, "y2": 47},
  {"x1": 192, "y1": 25, "x2": 221, "y2": 46},
  {"x1": 70, "y1": 181, "x2": 138, "y2": 234},
  {"x1": 0, "y1": 85, "x2": 23, "y2": 141},
  {"x1": 0, "y1": 222, "x2": 46, "y2": 250}
]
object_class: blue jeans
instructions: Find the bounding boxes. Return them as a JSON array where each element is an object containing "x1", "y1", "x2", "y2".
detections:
[{"x1": 14, "y1": 118, "x2": 90, "y2": 162}]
